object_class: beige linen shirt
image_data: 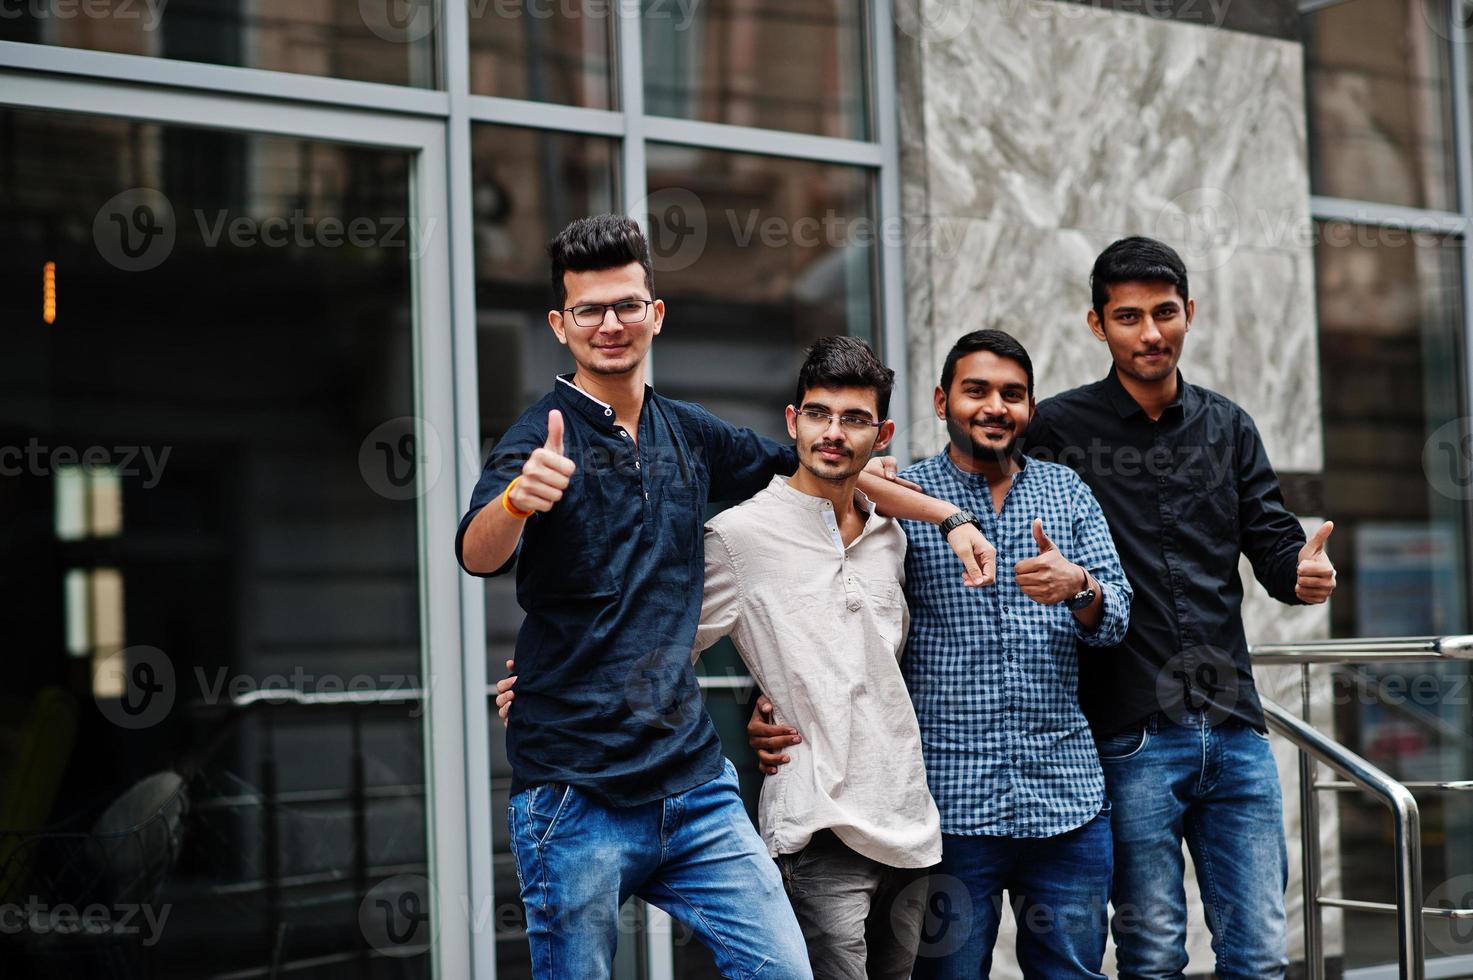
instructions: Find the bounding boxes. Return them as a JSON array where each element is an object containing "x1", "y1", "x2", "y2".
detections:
[{"x1": 695, "y1": 475, "x2": 942, "y2": 869}]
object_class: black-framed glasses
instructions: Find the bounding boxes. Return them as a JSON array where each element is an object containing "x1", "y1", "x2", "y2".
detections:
[
  {"x1": 793, "y1": 408, "x2": 883, "y2": 432},
  {"x1": 563, "y1": 299, "x2": 654, "y2": 327}
]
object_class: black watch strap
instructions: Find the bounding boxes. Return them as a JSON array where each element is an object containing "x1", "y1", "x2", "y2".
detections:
[{"x1": 938, "y1": 509, "x2": 980, "y2": 538}]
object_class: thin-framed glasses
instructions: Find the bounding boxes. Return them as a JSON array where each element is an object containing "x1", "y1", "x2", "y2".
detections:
[
  {"x1": 794, "y1": 408, "x2": 883, "y2": 432},
  {"x1": 563, "y1": 299, "x2": 655, "y2": 327}
]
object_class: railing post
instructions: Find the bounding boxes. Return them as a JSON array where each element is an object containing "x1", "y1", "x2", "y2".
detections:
[
  {"x1": 1390, "y1": 785, "x2": 1425, "y2": 980},
  {"x1": 1301, "y1": 664, "x2": 1325, "y2": 980}
]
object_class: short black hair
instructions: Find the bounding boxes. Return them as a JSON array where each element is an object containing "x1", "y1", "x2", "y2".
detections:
[
  {"x1": 1090, "y1": 236, "x2": 1189, "y2": 317},
  {"x1": 940, "y1": 329, "x2": 1034, "y2": 397},
  {"x1": 795, "y1": 336, "x2": 895, "y2": 419},
  {"x1": 548, "y1": 213, "x2": 655, "y2": 309}
]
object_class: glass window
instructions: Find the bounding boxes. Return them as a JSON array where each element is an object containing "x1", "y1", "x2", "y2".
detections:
[
  {"x1": 467, "y1": 0, "x2": 616, "y2": 107},
  {"x1": 642, "y1": 0, "x2": 871, "y2": 141},
  {"x1": 1314, "y1": 221, "x2": 1473, "y2": 966},
  {"x1": 469, "y1": 123, "x2": 619, "y2": 978},
  {"x1": 0, "y1": 0, "x2": 437, "y2": 87},
  {"x1": 0, "y1": 107, "x2": 431, "y2": 975},
  {"x1": 1303, "y1": 0, "x2": 1456, "y2": 211}
]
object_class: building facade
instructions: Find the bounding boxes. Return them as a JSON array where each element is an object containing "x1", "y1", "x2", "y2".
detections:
[{"x1": 1, "y1": 0, "x2": 1470, "y2": 976}]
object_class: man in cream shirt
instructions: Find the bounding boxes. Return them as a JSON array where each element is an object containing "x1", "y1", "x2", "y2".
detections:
[{"x1": 694, "y1": 336, "x2": 941, "y2": 980}]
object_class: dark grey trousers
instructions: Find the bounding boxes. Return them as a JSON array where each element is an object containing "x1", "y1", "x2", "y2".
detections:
[{"x1": 776, "y1": 829, "x2": 932, "y2": 980}]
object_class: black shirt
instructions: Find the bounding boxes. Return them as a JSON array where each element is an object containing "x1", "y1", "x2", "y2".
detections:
[
  {"x1": 456, "y1": 377, "x2": 797, "y2": 806},
  {"x1": 1023, "y1": 368, "x2": 1307, "y2": 734}
]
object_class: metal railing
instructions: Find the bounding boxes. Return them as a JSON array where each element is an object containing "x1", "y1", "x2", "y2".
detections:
[{"x1": 1251, "y1": 635, "x2": 1473, "y2": 980}]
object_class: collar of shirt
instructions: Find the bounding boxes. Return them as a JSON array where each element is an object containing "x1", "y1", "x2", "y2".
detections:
[
  {"x1": 765, "y1": 475, "x2": 882, "y2": 556},
  {"x1": 1101, "y1": 365, "x2": 1192, "y2": 423},
  {"x1": 554, "y1": 373, "x2": 651, "y2": 432}
]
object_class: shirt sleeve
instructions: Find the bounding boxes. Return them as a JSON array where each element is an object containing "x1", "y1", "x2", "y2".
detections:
[
  {"x1": 454, "y1": 414, "x2": 546, "y2": 578},
  {"x1": 694, "y1": 406, "x2": 798, "y2": 502},
  {"x1": 694, "y1": 526, "x2": 743, "y2": 661},
  {"x1": 1069, "y1": 474, "x2": 1132, "y2": 646},
  {"x1": 1235, "y1": 411, "x2": 1306, "y2": 605}
]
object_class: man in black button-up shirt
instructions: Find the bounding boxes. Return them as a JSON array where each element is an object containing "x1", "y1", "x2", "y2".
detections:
[{"x1": 1022, "y1": 237, "x2": 1336, "y2": 980}]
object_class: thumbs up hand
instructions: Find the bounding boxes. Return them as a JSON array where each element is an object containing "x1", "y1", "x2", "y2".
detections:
[
  {"x1": 507, "y1": 409, "x2": 577, "y2": 514},
  {"x1": 1295, "y1": 520, "x2": 1336, "y2": 604},
  {"x1": 1014, "y1": 517, "x2": 1087, "y2": 605}
]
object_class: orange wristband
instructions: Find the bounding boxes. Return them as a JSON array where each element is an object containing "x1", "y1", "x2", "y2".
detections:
[{"x1": 502, "y1": 477, "x2": 534, "y2": 519}]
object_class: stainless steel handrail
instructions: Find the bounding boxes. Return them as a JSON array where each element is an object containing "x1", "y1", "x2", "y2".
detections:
[
  {"x1": 1250, "y1": 634, "x2": 1473, "y2": 980},
  {"x1": 1252, "y1": 635, "x2": 1473, "y2": 664},
  {"x1": 1262, "y1": 697, "x2": 1425, "y2": 980}
]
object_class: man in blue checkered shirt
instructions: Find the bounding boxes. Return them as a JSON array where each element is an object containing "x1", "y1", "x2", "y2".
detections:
[{"x1": 754, "y1": 329, "x2": 1131, "y2": 976}]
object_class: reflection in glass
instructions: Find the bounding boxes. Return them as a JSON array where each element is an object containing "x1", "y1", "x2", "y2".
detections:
[
  {"x1": 0, "y1": 0, "x2": 437, "y2": 87},
  {"x1": 468, "y1": 0, "x2": 616, "y2": 106},
  {"x1": 469, "y1": 123, "x2": 618, "y2": 979},
  {"x1": 643, "y1": 0, "x2": 870, "y2": 140},
  {"x1": 0, "y1": 107, "x2": 428, "y2": 977},
  {"x1": 1303, "y1": 0, "x2": 1455, "y2": 210},
  {"x1": 1314, "y1": 221, "x2": 1473, "y2": 966}
]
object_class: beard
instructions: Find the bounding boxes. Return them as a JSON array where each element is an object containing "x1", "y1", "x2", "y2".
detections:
[
  {"x1": 799, "y1": 441, "x2": 866, "y2": 482},
  {"x1": 945, "y1": 413, "x2": 1017, "y2": 465}
]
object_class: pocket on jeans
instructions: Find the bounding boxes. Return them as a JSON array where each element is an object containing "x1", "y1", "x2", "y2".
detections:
[
  {"x1": 526, "y1": 783, "x2": 573, "y2": 844},
  {"x1": 1095, "y1": 726, "x2": 1149, "y2": 761}
]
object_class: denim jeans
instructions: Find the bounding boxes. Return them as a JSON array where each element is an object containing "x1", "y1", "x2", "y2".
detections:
[
  {"x1": 776, "y1": 829, "x2": 931, "y2": 980},
  {"x1": 911, "y1": 805, "x2": 1112, "y2": 979},
  {"x1": 507, "y1": 757, "x2": 812, "y2": 979},
  {"x1": 1098, "y1": 713, "x2": 1288, "y2": 980}
]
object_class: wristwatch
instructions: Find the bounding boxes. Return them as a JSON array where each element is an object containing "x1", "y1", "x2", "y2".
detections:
[
  {"x1": 1066, "y1": 567, "x2": 1097, "y2": 610},
  {"x1": 938, "y1": 509, "x2": 980, "y2": 539}
]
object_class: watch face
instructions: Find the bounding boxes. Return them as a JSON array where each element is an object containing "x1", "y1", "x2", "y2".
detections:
[{"x1": 1067, "y1": 589, "x2": 1095, "y2": 610}]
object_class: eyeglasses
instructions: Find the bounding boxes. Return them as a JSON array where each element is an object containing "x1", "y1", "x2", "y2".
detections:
[
  {"x1": 794, "y1": 408, "x2": 883, "y2": 432},
  {"x1": 563, "y1": 299, "x2": 654, "y2": 327}
]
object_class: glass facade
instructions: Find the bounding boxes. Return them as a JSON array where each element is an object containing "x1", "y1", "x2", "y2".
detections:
[
  {"x1": 1304, "y1": 0, "x2": 1473, "y2": 963},
  {"x1": 0, "y1": 3, "x2": 895, "y2": 976}
]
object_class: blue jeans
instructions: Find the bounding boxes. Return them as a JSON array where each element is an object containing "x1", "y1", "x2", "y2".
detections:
[
  {"x1": 507, "y1": 757, "x2": 812, "y2": 979},
  {"x1": 1099, "y1": 714, "x2": 1288, "y2": 980},
  {"x1": 912, "y1": 805, "x2": 1112, "y2": 979}
]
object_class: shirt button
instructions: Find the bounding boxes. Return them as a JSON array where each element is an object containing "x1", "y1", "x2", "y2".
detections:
[
  {"x1": 604, "y1": 408, "x2": 613, "y2": 417},
  {"x1": 635, "y1": 461, "x2": 641, "y2": 469}
]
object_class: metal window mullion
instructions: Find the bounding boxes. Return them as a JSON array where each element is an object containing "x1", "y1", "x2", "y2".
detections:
[
  {"x1": 871, "y1": 0, "x2": 910, "y2": 462},
  {"x1": 439, "y1": 0, "x2": 496, "y2": 973},
  {"x1": 642, "y1": 114, "x2": 884, "y2": 166},
  {"x1": 1309, "y1": 194, "x2": 1468, "y2": 233},
  {"x1": 0, "y1": 40, "x2": 451, "y2": 117},
  {"x1": 467, "y1": 94, "x2": 624, "y2": 135}
]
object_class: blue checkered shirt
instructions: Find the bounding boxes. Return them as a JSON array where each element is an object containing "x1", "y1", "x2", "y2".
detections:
[{"x1": 899, "y1": 451, "x2": 1132, "y2": 838}]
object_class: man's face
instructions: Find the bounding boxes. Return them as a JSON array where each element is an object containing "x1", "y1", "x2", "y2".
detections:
[
  {"x1": 548, "y1": 262, "x2": 663, "y2": 377},
  {"x1": 785, "y1": 385, "x2": 894, "y2": 483},
  {"x1": 1088, "y1": 280, "x2": 1193, "y2": 385},
  {"x1": 935, "y1": 351, "x2": 1033, "y2": 464}
]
